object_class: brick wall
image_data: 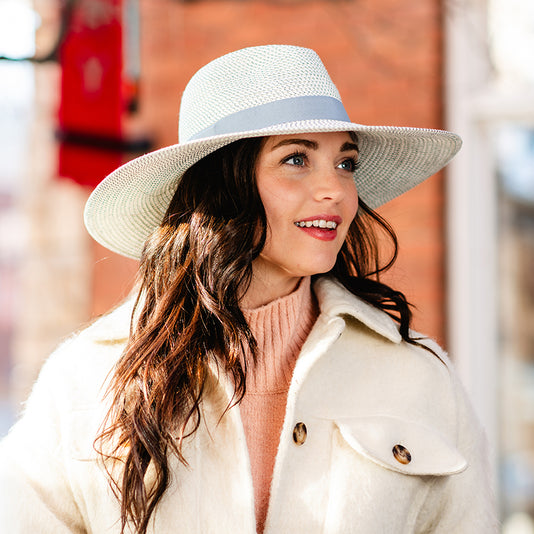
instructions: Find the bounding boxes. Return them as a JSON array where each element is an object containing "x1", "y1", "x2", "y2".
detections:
[{"x1": 94, "y1": 0, "x2": 447, "y2": 344}]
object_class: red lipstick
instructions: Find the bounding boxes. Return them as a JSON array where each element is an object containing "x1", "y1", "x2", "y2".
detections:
[{"x1": 294, "y1": 215, "x2": 342, "y2": 242}]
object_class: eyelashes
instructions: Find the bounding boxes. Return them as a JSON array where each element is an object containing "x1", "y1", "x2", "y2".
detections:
[
  {"x1": 343, "y1": 157, "x2": 361, "y2": 173},
  {"x1": 281, "y1": 151, "x2": 308, "y2": 166}
]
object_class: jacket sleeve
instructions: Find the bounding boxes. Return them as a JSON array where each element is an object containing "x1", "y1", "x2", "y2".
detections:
[
  {"x1": 415, "y1": 365, "x2": 500, "y2": 533},
  {"x1": 0, "y1": 341, "x2": 87, "y2": 533}
]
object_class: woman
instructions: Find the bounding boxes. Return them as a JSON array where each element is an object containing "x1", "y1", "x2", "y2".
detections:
[{"x1": 0, "y1": 45, "x2": 497, "y2": 533}]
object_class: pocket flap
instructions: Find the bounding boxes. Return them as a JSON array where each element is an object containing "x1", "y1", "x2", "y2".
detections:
[{"x1": 336, "y1": 415, "x2": 467, "y2": 476}]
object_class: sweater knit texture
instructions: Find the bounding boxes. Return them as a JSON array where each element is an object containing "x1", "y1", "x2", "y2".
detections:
[{"x1": 240, "y1": 277, "x2": 318, "y2": 533}]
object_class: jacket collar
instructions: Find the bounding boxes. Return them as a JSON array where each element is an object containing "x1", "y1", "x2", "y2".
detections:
[
  {"x1": 313, "y1": 276, "x2": 402, "y2": 344},
  {"x1": 86, "y1": 276, "x2": 402, "y2": 345}
]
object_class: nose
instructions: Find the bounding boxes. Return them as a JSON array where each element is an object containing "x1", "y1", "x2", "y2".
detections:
[{"x1": 311, "y1": 167, "x2": 345, "y2": 203}]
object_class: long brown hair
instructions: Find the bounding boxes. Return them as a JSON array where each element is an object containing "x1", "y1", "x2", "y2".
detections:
[{"x1": 97, "y1": 135, "x2": 423, "y2": 533}]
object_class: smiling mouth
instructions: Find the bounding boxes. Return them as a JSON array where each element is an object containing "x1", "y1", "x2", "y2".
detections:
[{"x1": 294, "y1": 219, "x2": 338, "y2": 229}]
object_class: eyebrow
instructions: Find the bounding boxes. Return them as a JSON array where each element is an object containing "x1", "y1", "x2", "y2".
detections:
[
  {"x1": 340, "y1": 141, "x2": 359, "y2": 153},
  {"x1": 271, "y1": 138, "x2": 318, "y2": 150},
  {"x1": 270, "y1": 138, "x2": 359, "y2": 153}
]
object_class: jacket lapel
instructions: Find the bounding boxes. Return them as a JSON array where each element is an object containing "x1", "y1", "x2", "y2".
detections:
[{"x1": 313, "y1": 277, "x2": 402, "y2": 343}]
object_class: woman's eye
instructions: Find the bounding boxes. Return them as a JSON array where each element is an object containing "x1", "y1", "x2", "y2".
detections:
[
  {"x1": 338, "y1": 158, "x2": 358, "y2": 172},
  {"x1": 284, "y1": 154, "x2": 306, "y2": 166}
]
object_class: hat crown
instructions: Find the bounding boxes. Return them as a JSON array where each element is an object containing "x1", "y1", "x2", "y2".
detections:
[{"x1": 178, "y1": 45, "x2": 342, "y2": 143}]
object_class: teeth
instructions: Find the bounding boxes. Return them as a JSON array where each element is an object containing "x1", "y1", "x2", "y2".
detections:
[{"x1": 295, "y1": 219, "x2": 338, "y2": 229}]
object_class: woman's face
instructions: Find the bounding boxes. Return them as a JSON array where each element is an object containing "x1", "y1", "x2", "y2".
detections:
[{"x1": 253, "y1": 131, "x2": 359, "y2": 286}]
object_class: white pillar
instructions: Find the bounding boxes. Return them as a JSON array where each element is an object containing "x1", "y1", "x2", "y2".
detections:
[{"x1": 444, "y1": 0, "x2": 500, "y2": 481}]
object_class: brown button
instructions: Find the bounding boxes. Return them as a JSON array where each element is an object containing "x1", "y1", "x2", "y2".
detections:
[
  {"x1": 293, "y1": 422, "x2": 307, "y2": 445},
  {"x1": 392, "y1": 444, "x2": 411, "y2": 465}
]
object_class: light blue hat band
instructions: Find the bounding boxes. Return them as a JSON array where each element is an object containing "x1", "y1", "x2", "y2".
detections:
[{"x1": 187, "y1": 95, "x2": 351, "y2": 142}]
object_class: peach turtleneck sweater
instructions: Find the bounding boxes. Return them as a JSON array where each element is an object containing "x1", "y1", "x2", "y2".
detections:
[{"x1": 240, "y1": 276, "x2": 319, "y2": 533}]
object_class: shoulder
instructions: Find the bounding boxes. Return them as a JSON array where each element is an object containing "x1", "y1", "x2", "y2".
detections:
[
  {"x1": 311, "y1": 276, "x2": 463, "y2": 433},
  {"x1": 325, "y1": 318, "x2": 456, "y2": 419},
  {"x1": 25, "y1": 299, "x2": 133, "y2": 411},
  {"x1": 2, "y1": 300, "x2": 134, "y2": 461},
  {"x1": 314, "y1": 275, "x2": 453, "y2": 384},
  {"x1": 0, "y1": 303, "x2": 134, "y2": 527}
]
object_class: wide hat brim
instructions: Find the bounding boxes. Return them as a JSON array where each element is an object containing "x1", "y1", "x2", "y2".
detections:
[{"x1": 84, "y1": 119, "x2": 461, "y2": 260}]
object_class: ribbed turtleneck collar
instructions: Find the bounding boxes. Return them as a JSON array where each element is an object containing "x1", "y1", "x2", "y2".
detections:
[{"x1": 241, "y1": 276, "x2": 318, "y2": 393}]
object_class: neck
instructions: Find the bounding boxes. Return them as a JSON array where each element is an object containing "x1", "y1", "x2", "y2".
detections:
[{"x1": 241, "y1": 269, "x2": 301, "y2": 309}]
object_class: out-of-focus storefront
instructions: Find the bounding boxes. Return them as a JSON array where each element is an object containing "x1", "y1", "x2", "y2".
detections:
[
  {"x1": 0, "y1": 0, "x2": 94, "y2": 431},
  {"x1": 498, "y1": 124, "x2": 534, "y2": 531},
  {"x1": 447, "y1": 0, "x2": 534, "y2": 531}
]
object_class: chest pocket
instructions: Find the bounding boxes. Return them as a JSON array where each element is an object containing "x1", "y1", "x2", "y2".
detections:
[{"x1": 335, "y1": 415, "x2": 467, "y2": 476}]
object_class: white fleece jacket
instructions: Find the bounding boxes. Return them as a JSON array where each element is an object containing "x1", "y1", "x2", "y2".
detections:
[{"x1": 0, "y1": 277, "x2": 498, "y2": 533}]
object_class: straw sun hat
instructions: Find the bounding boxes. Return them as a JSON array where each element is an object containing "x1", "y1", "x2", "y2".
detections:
[{"x1": 84, "y1": 44, "x2": 462, "y2": 260}]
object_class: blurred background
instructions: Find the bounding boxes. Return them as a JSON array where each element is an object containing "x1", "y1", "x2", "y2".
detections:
[{"x1": 0, "y1": 0, "x2": 533, "y2": 530}]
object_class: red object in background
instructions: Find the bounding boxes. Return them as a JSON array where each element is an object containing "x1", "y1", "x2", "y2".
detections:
[
  {"x1": 59, "y1": 0, "x2": 124, "y2": 139},
  {"x1": 58, "y1": 141, "x2": 123, "y2": 188},
  {"x1": 58, "y1": 0, "x2": 125, "y2": 188}
]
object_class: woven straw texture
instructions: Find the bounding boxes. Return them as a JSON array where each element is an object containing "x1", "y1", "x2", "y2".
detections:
[
  {"x1": 179, "y1": 45, "x2": 341, "y2": 142},
  {"x1": 84, "y1": 45, "x2": 462, "y2": 259}
]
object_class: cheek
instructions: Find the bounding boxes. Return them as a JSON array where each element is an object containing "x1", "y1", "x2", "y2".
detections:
[
  {"x1": 258, "y1": 180, "x2": 298, "y2": 227},
  {"x1": 259, "y1": 192, "x2": 282, "y2": 230},
  {"x1": 345, "y1": 182, "x2": 359, "y2": 219}
]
